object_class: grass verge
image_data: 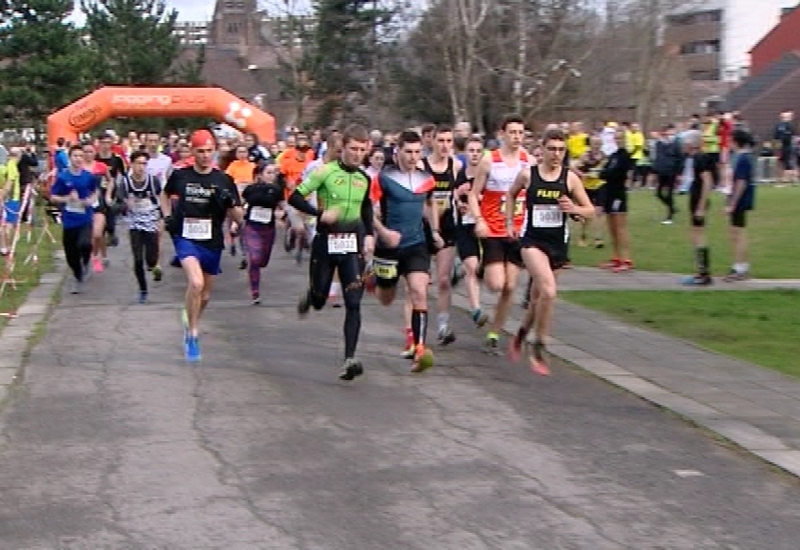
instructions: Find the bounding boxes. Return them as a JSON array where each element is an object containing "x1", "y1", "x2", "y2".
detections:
[
  {"x1": 567, "y1": 185, "x2": 799, "y2": 279},
  {"x1": 561, "y1": 289, "x2": 800, "y2": 377}
]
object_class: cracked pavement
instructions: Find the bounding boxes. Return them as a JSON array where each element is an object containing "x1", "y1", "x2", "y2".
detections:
[{"x1": 0, "y1": 239, "x2": 799, "y2": 549}]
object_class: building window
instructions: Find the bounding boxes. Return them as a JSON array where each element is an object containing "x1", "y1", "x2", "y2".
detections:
[
  {"x1": 675, "y1": 100, "x2": 684, "y2": 118},
  {"x1": 680, "y1": 40, "x2": 720, "y2": 55},
  {"x1": 689, "y1": 69, "x2": 719, "y2": 81},
  {"x1": 660, "y1": 100, "x2": 668, "y2": 118}
]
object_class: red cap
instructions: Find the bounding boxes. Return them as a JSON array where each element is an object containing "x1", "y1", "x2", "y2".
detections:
[{"x1": 190, "y1": 129, "x2": 216, "y2": 149}]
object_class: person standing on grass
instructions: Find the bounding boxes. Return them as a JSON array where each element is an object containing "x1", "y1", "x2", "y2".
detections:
[
  {"x1": 681, "y1": 130, "x2": 715, "y2": 286},
  {"x1": 599, "y1": 128, "x2": 634, "y2": 272},
  {"x1": 724, "y1": 130, "x2": 756, "y2": 282}
]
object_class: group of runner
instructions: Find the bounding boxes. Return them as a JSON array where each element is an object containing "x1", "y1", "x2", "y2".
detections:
[{"x1": 45, "y1": 111, "x2": 756, "y2": 379}]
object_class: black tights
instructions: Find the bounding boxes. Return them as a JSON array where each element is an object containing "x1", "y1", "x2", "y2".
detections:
[
  {"x1": 307, "y1": 233, "x2": 365, "y2": 360},
  {"x1": 130, "y1": 229, "x2": 159, "y2": 292},
  {"x1": 63, "y1": 224, "x2": 92, "y2": 281},
  {"x1": 656, "y1": 174, "x2": 676, "y2": 219}
]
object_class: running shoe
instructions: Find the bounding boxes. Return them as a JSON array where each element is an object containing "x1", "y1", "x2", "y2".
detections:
[
  {"x1": 92, "y1": 256, "x2": 104, "y2": 273},
  {"x1": 410, "y1": 346, "x2": 433, "y2": 373},
  {"x1": 680, "y1": 274, "x2": 713, "y2": 286},
  {"x1": 508, "y1": 333, "x2": 523, "y2": 363},
  {"x1": 185, "y1": 336, "x2": 202, "y2": 363},
  {"x1": 297, "y1": 291, "x2": 311, "y2": 317},
  {"x1": 613, "y1": 260, "x2": 634, "y2": 273},
  {"x1": 529, "y1": 341, "x2": 551, "y2": 376},
  {"x1": 437, "y1": 326, "x2": 456, "y2": 346},
  {"x1": 483, "y1": 333, "x2": 501, "y2": 355},
  {"x1": 152, "y1": 265, "x2": 163, "y2": 282},
  {"x1": 472, "y1": 309, "x2": 489, "y2": 327},
  {"x1": 401, "y1": 329, "x2": 415, "y2": 358},
  {"x1": 600, "y1": 258, "x2": 620, "y2": 270},
  {"x1": 339, "y1": 358, "x2": 364, "y2": 381},
  {"x1": 138, "y1": 291, "x2": 148, "y2": 304}
]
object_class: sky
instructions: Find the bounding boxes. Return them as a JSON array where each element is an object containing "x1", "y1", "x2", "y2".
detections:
[{"x1": 69, "y1": 0, "x2": 220, "y2": 25}]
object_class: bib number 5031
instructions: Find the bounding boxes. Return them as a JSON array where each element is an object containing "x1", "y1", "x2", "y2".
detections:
[{"x1": 328, "y1": 233, "x2": 358, "y2": 254}]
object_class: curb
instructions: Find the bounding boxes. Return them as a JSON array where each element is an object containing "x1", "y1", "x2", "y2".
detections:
[
  {"x1": 0, "y1": 250, "x2": 67, "y2": 408},
  {"x1": 449, "y1": 290, "x2": 800, "y2": 479}
]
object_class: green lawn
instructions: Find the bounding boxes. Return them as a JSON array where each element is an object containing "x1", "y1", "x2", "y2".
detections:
[
  {"x1": 568, "y1": 185, "x2": 800, "y2": 279},
  {"x1": 0, "y1": 215, "x2": 61, "y2": 332},
  {"x1": 562, "y1": 290, "x2": 800, "y2": 377}
]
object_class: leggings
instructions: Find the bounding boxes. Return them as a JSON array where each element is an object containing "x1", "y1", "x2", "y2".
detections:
[
  {"x1": 130, "y1": 229, "x2": 159, "y2": 292},
  {"x1": 307, "y1": 232, "x2": 365, "y2": 359},
  {"x1": 656, "y1": 174, "x2": 676, "y2": 219},
  {"x1": 63, "y1": 224, "x2": 92, "y2": 281},
  {"x1": 244, "y1": 223, "x2": 276, "y2": 296}
]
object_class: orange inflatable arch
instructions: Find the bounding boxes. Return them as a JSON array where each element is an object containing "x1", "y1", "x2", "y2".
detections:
[{"x1": 47, "y1": 86, "x2": 276, "y2": 152}]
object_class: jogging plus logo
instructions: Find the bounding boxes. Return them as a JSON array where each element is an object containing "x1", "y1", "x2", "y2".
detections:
[{"x1": 224, "y1": 101, "x2": 253, "y2": 130}]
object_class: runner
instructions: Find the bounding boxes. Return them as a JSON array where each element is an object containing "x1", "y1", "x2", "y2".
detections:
[
  {"x1": 118, "y1": 150, "x2": 162, "y2": 303},
  {"x1": 453, "y1": 135, "x2": 489, "y2": 327},
  {"x1": 507, "y1": 127, "x2": 595, "y2": 374},
  {"x1": 289, "y1": 124, "x2": 374, "y2": 381},
  {"x1": 83, "y1": 142, "x2": 114, "y2": 273},
  {"x1": 681, "y1": 130, "x2": 715, "y2": 286},
  {"x1": 575, "y1": 135, "x2": 607, "y2": 248},
  {"x1": 242, "y1": 162, "x2": 285, "y2": 303},
  {"x1": 599, "y1": 128, "x2": 634, "y2": 272},
  {"x1": 724, "y1": 129, "x2": 756, "y2": 281},
  {"x1": 50, "y1": 145, "x2": 97, "y2": 294},
  {"x1": 421, "y1": 124, "x2": 462, "y2": 345},
  {"x1": 160, "y1": 129, "x2": 244, "y2": 362},
  {"x1": 96, "y1": 132, "x2": 127, "y2": 249},
  {"x1": 468, "y1": 114, "x2": 530, "y2": 353},
  {"x1": 371, "y1": 129, "x2": 441, "y2": 373},
  {"x1": 225, "y1": 144, "x2": 256, "y2": 268}
]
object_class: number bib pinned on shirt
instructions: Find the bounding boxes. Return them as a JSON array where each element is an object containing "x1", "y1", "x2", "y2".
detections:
[
  {"x1": 372, "y1": 257, "x2": 398, "y2": 279},
  {"x1": 66, "y1": 200, "x2": 85, "y2": 214},
  {"x1": 531, "y1": 205, "x2": 563, "y2": 228},
  {"x1": 433, "y1": 190, "x2": 451, "y2": 213},
  {"x1": 249, "y1": 206, "x2": 273, "y2": 224},
  {"x1": 182, "y1": 218, "x2": 212, "y2": 240},
  {"x1": 499, "y1": 195, "x2": 525, "y2": 216},
  {"x1": 131, "y1": 198, "x2": 153, "y2": 212},
  {"x1": 327, "y1": 233, "x2": 358, "y2": 254}
]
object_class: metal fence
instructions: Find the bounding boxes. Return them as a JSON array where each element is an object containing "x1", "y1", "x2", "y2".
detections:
[{"x1": 755, "y1": 156, "x2": 782, "y2": 183}]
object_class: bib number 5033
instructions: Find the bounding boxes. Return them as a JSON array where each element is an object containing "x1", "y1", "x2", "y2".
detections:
[
  {"x1": 182, "y1": 218, "x2": 212, "y2": 240},
  {"x1": 328, "y1": 233, "x2": 358, "y2": 254}
]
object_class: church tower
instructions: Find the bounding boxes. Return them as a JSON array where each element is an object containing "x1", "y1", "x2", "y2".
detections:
[{"x1": 210, "y1": 0, "x2": 259, "y2": 50}]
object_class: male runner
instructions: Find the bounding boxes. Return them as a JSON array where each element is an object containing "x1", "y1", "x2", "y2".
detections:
[
  {"x1": 468, "y1": 114, "x2": 529, "y2": 353},
  {"x1": 453, "y1": 135, "x2": 489, "y2": 327},
  {"x1": 161, "y1": 129, "x2": 244, "y2": 362},
  {"x1": 681, "y1": 130, "x2": 715, "y2": 286},
  {"x1": 50, "y1": 145, "x2": 97, "y2": 294},
  {"x1": 118, "y1": 150, "x2": 162, "y2": 303},
  {"x1": 507, "y1": 127, "x2": 594, "y2": 375},
  {"x1": 289, "y1": 124, "x2": 374, "y2": 381},
  {"x1": 421, "y1": 124, "x2": 462, "y2": 345},
  {"x1": 371, "y1": 130, "x2": 443, "y2": 373},
  {"x1": 96, "y1": 133, "x2": 127, "y2": 248}
]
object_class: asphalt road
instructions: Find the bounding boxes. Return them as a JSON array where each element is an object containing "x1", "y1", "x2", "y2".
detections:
[{"x1": 0, "y1": 238, "x2": 799, "y2": 549}]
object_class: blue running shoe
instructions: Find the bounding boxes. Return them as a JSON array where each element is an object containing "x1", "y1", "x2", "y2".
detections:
[{"x1": 185, "y1": 336, "x2": 201, "y2": 363}]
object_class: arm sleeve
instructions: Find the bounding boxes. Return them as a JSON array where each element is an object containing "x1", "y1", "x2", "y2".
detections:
[
  {"x1": 360, "y1": 192, "x2": 374, "y2": 235},
  {"x1": 163, "y1": 171, "x2": 177, "y2": 196},
  {"x1": 50, "y1": 175, "x2": 66, "y2": 196},
  {"x1": 288, "y1": 189, "x2": 320, "y2": 216},
  {"x1": 295, "y1": 164, "x2": 327, "y2": 196}
]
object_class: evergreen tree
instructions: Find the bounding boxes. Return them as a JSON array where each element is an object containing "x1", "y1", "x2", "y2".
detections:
[
  {"x1": 310, "y1": 0, "x2": 389, "y2": 124},
  {"x1": 0, "y1": 0, "x2": 90, "y2": 127},
  {"x1": 80, "y1": 0, "x2": 180, "y2": 85}
]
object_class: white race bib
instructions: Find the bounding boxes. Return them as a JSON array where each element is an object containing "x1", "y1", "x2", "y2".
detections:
[
  {"x1": 433, "y1": 190, "x2": 451, "y2": 212},
  {"x1": 327, "y1": 233, "x2": 358, "y2": 254},
  {"x1": 182, "y1": 218, "x2": 212, "y2": 240},
  {"x1": 131, "y1": 198, "x2": 153, "y2": 212},
  {"x1": 66, "y1": 200, "x2": 85, "y2": 214},
  {"x1": 91, "y1": 200, "x2": 100, "y2": 209},
  {"x1": 532, "y1": 205, "x2": 563, "y2": 228},
  {"x1": 249, "y1": 206, "x2": 273, "y2": 224},
  {"x1": 461, "y1": 213, "x2": 476, "y2": 225}
]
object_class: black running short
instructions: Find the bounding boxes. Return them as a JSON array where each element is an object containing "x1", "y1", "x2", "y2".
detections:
[
  {"x1": 455, "y1": 224, "x2": 480, "y2": 261},
  {"x1": 373, "y1": 243, "x2": 431, "y2": 289},
  {"x1": 481, "y1": 237, "x2": 523, "y2": 267}
]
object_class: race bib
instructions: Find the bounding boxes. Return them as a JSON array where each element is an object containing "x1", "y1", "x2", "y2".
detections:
[
  {"x1": 327, "y1": 232, "x2": 358, "y2": 254},
  {"x1": 131, "y1": 198, "x2": 153, "y2": 212},
  {"x1": 249, "y1": 206, "x2": 273, "y2": 224},
  {"x1": 182, "y1": 218, "x2": 212, "y2": 240},
  {"x1": 532, "y1": 205, "x2": 563, "y2": 228},
  {"x1": 66, "y1": 200, "x2": 85, "y2": 214},
  {"x1": 461, "y1": 213, "x2": 476, "y2": 225},
  {"x1": 373, "y1": 257, "x2": 398, "y2": 279},
  {"x1": 499, "y1": 196, "x2": 525, "y2": 216},
  {"x1": 433, "y1": 190, "x2": 451, "y2": 212},
  {"x1": 91, "y1": 200, "x2": 100, "y2": 209}
]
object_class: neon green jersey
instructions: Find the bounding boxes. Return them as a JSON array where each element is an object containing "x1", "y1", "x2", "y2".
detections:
[{"x1": 296, "y1": 160, "x2": 370, "y2": 223}]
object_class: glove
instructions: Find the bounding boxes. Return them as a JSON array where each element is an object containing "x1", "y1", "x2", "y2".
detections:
[{"x1": 164, "y1": 215, "x2": 179, "y2": 236}]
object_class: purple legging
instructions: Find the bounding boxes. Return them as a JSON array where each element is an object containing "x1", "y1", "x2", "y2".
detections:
[{"x1": 244, "y1": 223, "x2": 276, "y2": 296}]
